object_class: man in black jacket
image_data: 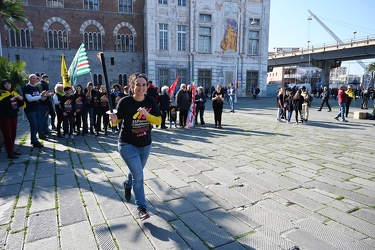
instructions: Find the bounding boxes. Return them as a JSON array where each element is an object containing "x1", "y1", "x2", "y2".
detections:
[{"x1": 176, "y1": 84, "x2": 191, "y2": 127}]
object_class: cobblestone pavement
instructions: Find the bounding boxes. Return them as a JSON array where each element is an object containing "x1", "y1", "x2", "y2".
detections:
[{"x1": 1, "y1": 97, "x2": 374, "y2": 250}]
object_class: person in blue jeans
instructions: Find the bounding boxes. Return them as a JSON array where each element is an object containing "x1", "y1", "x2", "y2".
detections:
[
  {"x1": 228, "y1": 83, "x2": 236, "y2": 113},
  {"x1": 23, "y1": 74, "x2": 49, "y2": 147},
  {"x1": 109, "y1": 73, "x2": 161, "y2": 220},
  {"x1": 334, "y1": 84, "x2": 348, "y2": 122}
]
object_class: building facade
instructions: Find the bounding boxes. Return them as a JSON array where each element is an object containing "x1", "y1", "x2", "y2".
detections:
[
  {"x1": 1, "y1": 0, "x2": 145, "y2": 88},
  {"x1": 145, "y1": 0, "x2": 270, "y2": 97},
  {"x1": 1, "y1": 0, "x2": 270, "y2": 97}
]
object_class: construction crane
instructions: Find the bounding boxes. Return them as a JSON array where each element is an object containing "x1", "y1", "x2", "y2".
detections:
[{"x1": 308, "y1": 10, "x2": 367, "y2": 70}]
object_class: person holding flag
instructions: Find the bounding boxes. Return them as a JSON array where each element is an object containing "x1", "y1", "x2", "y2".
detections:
[{"x1": 185, "y1": 82, "x2": 196, "y2": 128}]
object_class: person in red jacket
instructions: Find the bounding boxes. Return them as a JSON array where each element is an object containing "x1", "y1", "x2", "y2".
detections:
[
  {"x1": 0, "y1": 79, "x2": 25, "y2": 159},
  {"x1": 334, "y1": 84, "x2": 348, "y2": 122}
]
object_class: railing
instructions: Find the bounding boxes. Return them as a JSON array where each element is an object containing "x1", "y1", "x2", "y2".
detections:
[{"x1": 269, "y1": 35, "x2": 375, "y2": 59}]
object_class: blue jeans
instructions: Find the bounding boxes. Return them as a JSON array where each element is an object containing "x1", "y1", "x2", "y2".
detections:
[
  {"x1": 336, "y1": 103, "x2": 346, "y2": 121},
  {"x1": 39, "y1": 105, "x2": 49, "y2": 134},
  {"x1": 118, "y1": 142, "x2": 151, "y2": 209},
  {"x1": 229, "y1": 96, "x2": 235, "y2": 111},
  {"x1": 85, "y1": 107, "x2": 95, "y2": 132},
  {"x1": 25, "y1": 111, "x2": 40, "y2": 144}
]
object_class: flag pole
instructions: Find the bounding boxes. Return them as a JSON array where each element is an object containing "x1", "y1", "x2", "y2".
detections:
[{"x1": 97, "y1": 52, "x2": 117, "y2": 118}]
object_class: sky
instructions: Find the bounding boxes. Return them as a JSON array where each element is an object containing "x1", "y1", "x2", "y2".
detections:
[{"x1": 268, "y1": 0, "x2": 375, "y2": 75}]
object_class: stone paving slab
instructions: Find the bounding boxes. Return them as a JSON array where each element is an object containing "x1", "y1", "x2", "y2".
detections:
[
  {"x1": 1, "y1": 97, "x2": 375, "y2": 249},
  {"x1": 296, "y1": 217, "x2": 375, "y2": 250},
  {"x1": 60, "y1": 221, "x2": 97, "y2": 250},
  {"x1": 179, "y1": 210, "x2": 234, "y2": 248},
  {"x1": 26, "y1": 209, "x2": 58, "y2": 242}
]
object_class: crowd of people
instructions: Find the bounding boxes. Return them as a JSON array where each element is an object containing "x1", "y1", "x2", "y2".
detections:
[
  {"x1": 0, "y1": 73, "x2": 238, "y2": 160},
  {"x1": 276, "y1": 83, "x2": 375, "y2": 124}
]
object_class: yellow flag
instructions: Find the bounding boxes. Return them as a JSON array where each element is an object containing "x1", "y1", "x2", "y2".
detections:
[{"x1": 61, "y1": 54, "x2": 71, "y2": 87}]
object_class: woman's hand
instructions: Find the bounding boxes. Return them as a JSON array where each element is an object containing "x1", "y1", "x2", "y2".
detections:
[
  {"x1": 109, "y1": 113, "x2": 118, "y2": 123},
  {"x1": 137, "y1": 107, "x2": 149, "y2": 117}
]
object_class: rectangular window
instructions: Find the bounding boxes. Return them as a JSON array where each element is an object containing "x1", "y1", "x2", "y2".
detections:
[
  {"x1": 158, "y1": 0, "x2": 167, "y2": 4},
  {"x1": 198, "y1": 70, "x2": 211, "y2": 90},
  {"x1": 249, "y1": 18, "x2": 260, "y2": 26},
  {"x1": 159, "y1": 23, "x2": 168, "y2": 50},
  {"x1": 198, "y1": 27, "x2": 211, "y2": 53},
  {"x1": 178, "y1": 0, "x2": 186, "y2": 6},
  {"x1": 177, "y1": 25, "x2": 186, "y2": 51},
  {"x1": 246, "y1": 71, "x2": 258, "y2": 96},
  {"x1": 199, "y1": 14, "x2": 211, "y2": 22},
  {"x1": 119, "y1": 0, "x2": 132, "y2": 13},
  {"x1": 84, "y1": 0, "x2": 98, "y2": 10},
  {"x1": 247, "y1": 31, "x2": 259, "y2": 55},
  {"x1": 159, "y1": 69, "x2": 170, "y2": 87},
  {"x1": 176, "y1": 69, "x2": 188, "y2": 87},
  {"x1": 47, "y1": 0, "x2": 63, "y2": 7}
]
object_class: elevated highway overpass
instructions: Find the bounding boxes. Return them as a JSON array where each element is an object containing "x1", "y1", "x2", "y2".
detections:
[{"x1": 267, "y1": 36, "x2": 375, "y2": 84}]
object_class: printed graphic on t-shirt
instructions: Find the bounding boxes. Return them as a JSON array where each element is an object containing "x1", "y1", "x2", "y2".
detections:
[
  {"x1": 100, "y1": 95, "x2": 108, "y2": 106},
  {"x1": 115, "y1": 95, "x2": 122, "y2": 105},
  {"x1": 131, "y1": 107, "x2": 152, "y2": 137},
  {"x1": 76, "y1": 96, "x2": 83, "y2": 109},
  {"x1": 64, "y1": 99, "x2": 72, "y2": 112}
]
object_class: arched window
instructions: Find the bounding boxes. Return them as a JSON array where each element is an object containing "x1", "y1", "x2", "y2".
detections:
[
  {"x1": 47, "y1": 29, "x2": 68, "y2": 49},
  {"x1": 98, "y1": 74, "x2": 103, "y2": 85},
  {"x1": 93, "y1": 73, "x2": 103, "y2": 85},
  {"x1": 116, "y1": 34, "x2": 134, "y2": 52},
  {"x1": 118, "y1": 74, "x2": 127, "y2": 88},
  {"x1": 8, "y1": 28, "x2": 32, "y2": 48},
  {"x1": 84, "y1": 31, "x2": 102, "y2": 50}
]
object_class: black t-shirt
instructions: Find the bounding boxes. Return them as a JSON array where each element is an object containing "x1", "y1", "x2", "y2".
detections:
[{"x1": 116, "y1": 95, "x2": 161, "y2": 147}]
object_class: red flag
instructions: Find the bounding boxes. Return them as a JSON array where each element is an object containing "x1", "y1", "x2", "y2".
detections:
[{"x1": 169, "y1": 75, "x2": 180, "y2": 96}]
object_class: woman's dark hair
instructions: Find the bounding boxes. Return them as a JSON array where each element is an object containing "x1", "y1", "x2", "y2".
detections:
[
  {"x1": 1, "y1": 79, "x2": 14, "y2": 92},
  {"x1": 75, "y1": 84, "x2": 83, "y2": 93}
]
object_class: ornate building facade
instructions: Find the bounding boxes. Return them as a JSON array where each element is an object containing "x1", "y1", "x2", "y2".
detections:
[
  {"x1": 1, "y1": 0, "x2": 270, "y2": 96},
  {"x1": 145, "y1": 0, "x2": 270, "y2": 97}
]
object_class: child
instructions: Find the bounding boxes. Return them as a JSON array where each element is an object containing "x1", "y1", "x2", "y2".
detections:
[
  {"x1": 169, "y1": 101, "x2": 178, "y2": 128},
  {"x1": 60, "y1": 86, "x2": 76, "y2": 139}
]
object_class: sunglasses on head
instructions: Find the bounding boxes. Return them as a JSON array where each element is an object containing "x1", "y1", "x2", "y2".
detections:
[{"x1": 134, "y1": 73, "x2": 148, "y2": 79}]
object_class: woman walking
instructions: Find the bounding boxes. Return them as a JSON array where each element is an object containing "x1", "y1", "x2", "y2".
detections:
[{"x1": 109, "y1": 73, "x2": 161, "y2": 220}]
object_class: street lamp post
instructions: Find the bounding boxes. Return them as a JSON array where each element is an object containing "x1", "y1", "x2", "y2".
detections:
[
  {"x1": 353, "y1": 31, "x2": 357, "y2": 43},
  {"x1": 308, "y1": 40, "x2": 311, "y2": 84}
]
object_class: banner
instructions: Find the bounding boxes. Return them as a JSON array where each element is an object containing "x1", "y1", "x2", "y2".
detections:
[
  {"x1": 61, "y1": 54, "x2": 71, "y2": 87},
  {"x1": 185, "y1": 81, "x2": 196, "y2": 129},
  {"x1": 169, "y1": 75, "x2": 180, "y2": 97},
  {"x1": 68, "y1": 44, "x2": 91, "y2": 86}
]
